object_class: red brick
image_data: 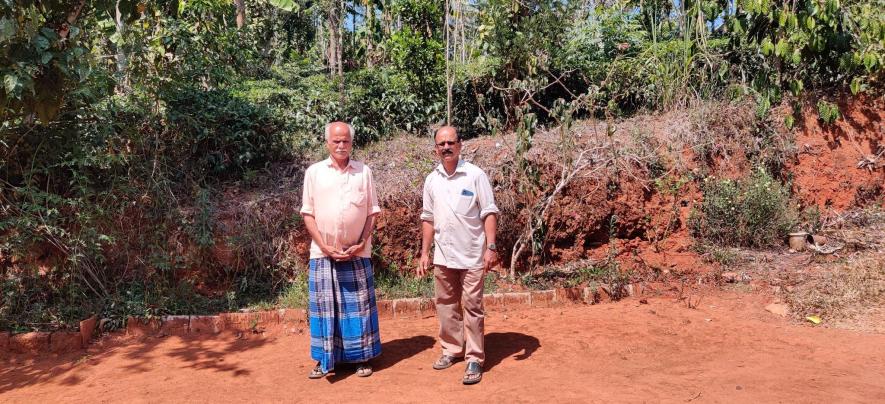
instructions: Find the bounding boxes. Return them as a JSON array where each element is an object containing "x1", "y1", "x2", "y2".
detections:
[
  {"x1": 376, "y1": 300, "x2": 394, "y2": 318},
  {"x1": 10, "y1": 332, "x2": 50, "y2": 354},
  {"x1": 393, "y1": 298, "x2": 423, "y2": 318},
  {"x1": 583, "y1": 287, "x2": 601, "y2": 304},
  {"x1": 219, "y1": 311, "x2": 279, "y2": 332},
  {"x1": 597, "y1": 285, "x2": 613, "y2": 303},
  {"x1": 279, "y1": 309, "x2": 307, "y2": 324},
  {"x1": 503, "y1": 292, "x2": 530, "y2": 307},
  {"x1": 483, "y1": 293, "x2": 505, "y2": 308},
  {"x1": 159, "y1": 316, "x2": 190, "y2": 336},
  {"x1": 530, "y1": 290, "x2": 556, "y2": 307},
  {"x1": 189, "y1": 316, "x2": 221, "y2": 334},
  {"x1": 50, "y1": 331, "x2": 83, "y2": 353},
  {"x1": 554, "y1": 287, "x2": 583, "y2": 303},
  {"x1": 219, "y1": 313, "x2": 254, "y2": 332},
  {"x1": 79, "y1": 316, "x2": 97, "y2": 344},
  {"x1": 418, "y1": 298, "x2": 434, "y2": 314},
  {"x1": 256, "y1": 310, "x2": 280, "y2": 325},
  {"x1": 126, "y1": 317, "x2": 160, "y2": 337}
]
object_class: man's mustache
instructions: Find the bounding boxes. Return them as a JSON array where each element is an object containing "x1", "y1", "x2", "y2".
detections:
[{"x1": 442, "y1": 149, "x2": 453, "y2": 155}]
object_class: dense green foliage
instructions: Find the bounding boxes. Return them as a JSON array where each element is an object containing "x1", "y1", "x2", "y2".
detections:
[
  {"x1": 690, "y1": 168, "x2": 797, "y2": 248},
  {"x1": 1, "y1": 0, "x2": 882, "y2": 330}
]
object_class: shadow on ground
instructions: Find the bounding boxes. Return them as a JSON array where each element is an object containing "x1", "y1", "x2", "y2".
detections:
[
  {"x1": 325, "y1": 334, "x2": 436, "y2": 383},
  {"x1": 0, "y1": 334, "x2": 271, "y2": 394},
  {"x1": 485, "y1": 332, "x2": 541, "y2": 371}
]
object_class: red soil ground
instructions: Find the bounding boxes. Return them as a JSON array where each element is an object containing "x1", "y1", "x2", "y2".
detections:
[{"x1": 3, "y1": 292, "x2": 884, "y2": 403}]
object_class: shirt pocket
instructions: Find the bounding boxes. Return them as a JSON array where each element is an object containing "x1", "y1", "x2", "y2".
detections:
[
  {"x1": 454, "y1": 188, "x2": 475, "y2": 215},
  {"x1": 348, "y1": 181, "x2": 367, "y2": 207}
]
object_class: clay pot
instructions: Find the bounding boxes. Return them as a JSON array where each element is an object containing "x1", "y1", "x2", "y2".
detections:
[{"x1": 788, "y1": 232, "x2": 810, "y2": 251}]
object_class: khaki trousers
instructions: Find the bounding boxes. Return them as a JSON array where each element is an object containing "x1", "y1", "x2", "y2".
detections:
[{"x1": 433, "y1": 265, "x2": 485, "y2": 365}]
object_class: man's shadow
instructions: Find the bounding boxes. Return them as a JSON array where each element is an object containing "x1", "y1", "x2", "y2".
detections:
[
  {"x1": 326, "y1": 335, "x2": 435, "y2": 383},
  {"x1": 374, "y1": 335, "x2": 436, "y2": 372},
  {"x1": 325, "y1": 332, "x2": 537, "y2": 382},
  {"x1": 484, "y1": 332, "x2": 540, "y2": 372}
]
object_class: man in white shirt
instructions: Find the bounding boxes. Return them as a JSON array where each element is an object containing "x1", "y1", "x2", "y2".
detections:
[{"x1": 417, "y1": 126, "x2": 499, "y2": 385}]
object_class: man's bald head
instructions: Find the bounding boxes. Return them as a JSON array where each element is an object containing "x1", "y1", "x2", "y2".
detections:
[
  {"x1": 434, "y1": 126, "x2": 460, "y2": 143},
  {"x1": 325, "y1": 122, "x2": 355, "y2": 141}
]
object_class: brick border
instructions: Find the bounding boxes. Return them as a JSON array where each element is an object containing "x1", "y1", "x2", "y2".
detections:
[{"x1": 1, "y1": 284, "x2": 645, "y2": 356}]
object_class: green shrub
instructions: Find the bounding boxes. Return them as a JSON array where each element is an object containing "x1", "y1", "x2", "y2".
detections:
[
  {"x1": 234, "y1": 63, "x2": 441, "y2": 145},
  {"x1": 817, "y1": 100, "x2": 841, "y2": 124},
  {"x1": 375, "y1": 267, "x2": 434, "y2": 300},
  {"x1": 691, "y1": 168, "x2": 797, "y2": 248},
  {"x1": 276, "y1": 271, "x2": 309, "y2": 309},
  {"x1": 162, "y1": 87, "x2": 289, "y2": 180}
]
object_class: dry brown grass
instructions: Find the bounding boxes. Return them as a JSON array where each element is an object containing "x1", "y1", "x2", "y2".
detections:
[
  {"x1": 782, "y1": 209, "x2": 885, "y2": 327},
  {"x1": 360, "y1": 134, "x2": 436, "y2": 209},
  {"x1": 784, "y1": 257, "x2": 884, "y2": 325},
  {"x1": 723, "y1": 208, "x2": 885, "y2": 330}
]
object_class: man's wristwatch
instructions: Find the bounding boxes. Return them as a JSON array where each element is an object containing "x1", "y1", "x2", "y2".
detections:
[{"x1": 487, "y1": 243, "x2": 497, "y2": 252}]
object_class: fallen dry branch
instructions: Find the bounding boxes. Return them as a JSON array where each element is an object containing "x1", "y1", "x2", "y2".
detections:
[
  {"x1": 509, "y1": 145, "x2": 610, "y2": 277},
  {"x1": 855, "y1": 147, "x2": 884, "y2": 171}
]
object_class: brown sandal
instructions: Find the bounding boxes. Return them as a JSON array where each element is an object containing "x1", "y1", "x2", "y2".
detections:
[
  {"x1": 462, "y1": 361, "x2": 483, "y2": 385},
  {"x1": 432, "y1": 354, "x2": 459, "y2": 370}
]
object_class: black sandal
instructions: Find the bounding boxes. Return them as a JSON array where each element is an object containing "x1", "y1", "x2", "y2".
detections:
[
  {"x1": 308, "y1": 362, "x2": 326, "y2": 379},
  {"x1": 432, "y1": 354, "x2": 458, "y2": 370},
  {"x1": 462, "y1": 361, "x2": 483, "y2": 385}
]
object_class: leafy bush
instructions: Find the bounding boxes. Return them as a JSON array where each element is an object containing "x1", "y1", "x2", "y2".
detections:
[
  {"x1": 375, "y1": 266, "x2": 434, "y2": 299},
  {"x1": 727, "y1": 0, "x2": 884, "y2": 116},
  {"x1": 235, "y1": 63, "x2": 440, "y2": 144},
  {"x1": 275, "y1": 271, "x2": 309, "y2": 309},
  {"x1": 817, "y1": 100, "x2": 841, "y2": 124},
  {"x1": 691, "y1": 168, "x2": 797, "y2": 248},
  {"x1": 161, "y1": 87, "x2": 289, "y2": 180}
]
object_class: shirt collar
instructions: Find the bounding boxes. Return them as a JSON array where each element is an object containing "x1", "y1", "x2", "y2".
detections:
[
  {"x1": 435, "y1": 159, "x2": 466, "y2": 178},
  {"x1": 324, "y1": 157, "x2": 356, "y2": 171}
]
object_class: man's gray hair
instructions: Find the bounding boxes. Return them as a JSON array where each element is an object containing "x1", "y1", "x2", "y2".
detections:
[{"x1": 324, "y1": 122, "x2": 355, "y2": 141}]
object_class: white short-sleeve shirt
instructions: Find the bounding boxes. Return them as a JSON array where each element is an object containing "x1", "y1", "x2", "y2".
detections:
[{"x1": 421, "y1": 160, "x2": 499, "y2": 269}]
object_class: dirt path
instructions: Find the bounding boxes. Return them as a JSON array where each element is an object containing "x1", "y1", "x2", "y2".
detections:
[{"x1": 3, "y1": 291, "x2": 884, "y2": 403}]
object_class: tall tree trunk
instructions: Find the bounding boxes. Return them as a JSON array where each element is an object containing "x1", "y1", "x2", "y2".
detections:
[
  {"x1": 337, "y1": 0, "x2": 344, "y2": 78},
  {"x1": 381, "y1": 0, "x2": 391, "y2": 37},
  {"x1": 365, "y1": 0, "x2": 374, "y2": 67},
  {"x1": 235, "y1": 0, "x2": 245, "y2": 28},
  {"x1": 445, "y1": 0, "x2": 452, "y2": 124},
  {"x1": 327, "y1": 0, "x2": 345, "y2": 103},
  {"x1": 456, "y1": 0, "x2": 466, "y2": 63},
  {"x1": 317, "y1": 15, "x2": 327, "y2": 70},
  {"x1": 114, "y1": 0, "x2": 129, "y2": 93},
  {"x1": 328, "y1": 12, "x2": 339, "y2": 77},
  {"x1": 337, "y1": 18, "x2": 345, "y2": 105}
]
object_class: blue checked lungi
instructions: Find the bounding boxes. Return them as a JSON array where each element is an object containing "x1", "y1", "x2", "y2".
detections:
[{"x1": 309, "y1": 257, "x2": 382, "y2": 373}]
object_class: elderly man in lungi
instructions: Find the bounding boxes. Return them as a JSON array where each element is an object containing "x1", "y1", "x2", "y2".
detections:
[{"x1": 300, "y1": 121, "x2": 382, "y2": 379}]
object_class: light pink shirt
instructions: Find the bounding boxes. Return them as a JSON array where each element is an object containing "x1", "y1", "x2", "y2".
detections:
[{"x1": 300, "y1": 158, "x2": 381, "y2": 259}]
